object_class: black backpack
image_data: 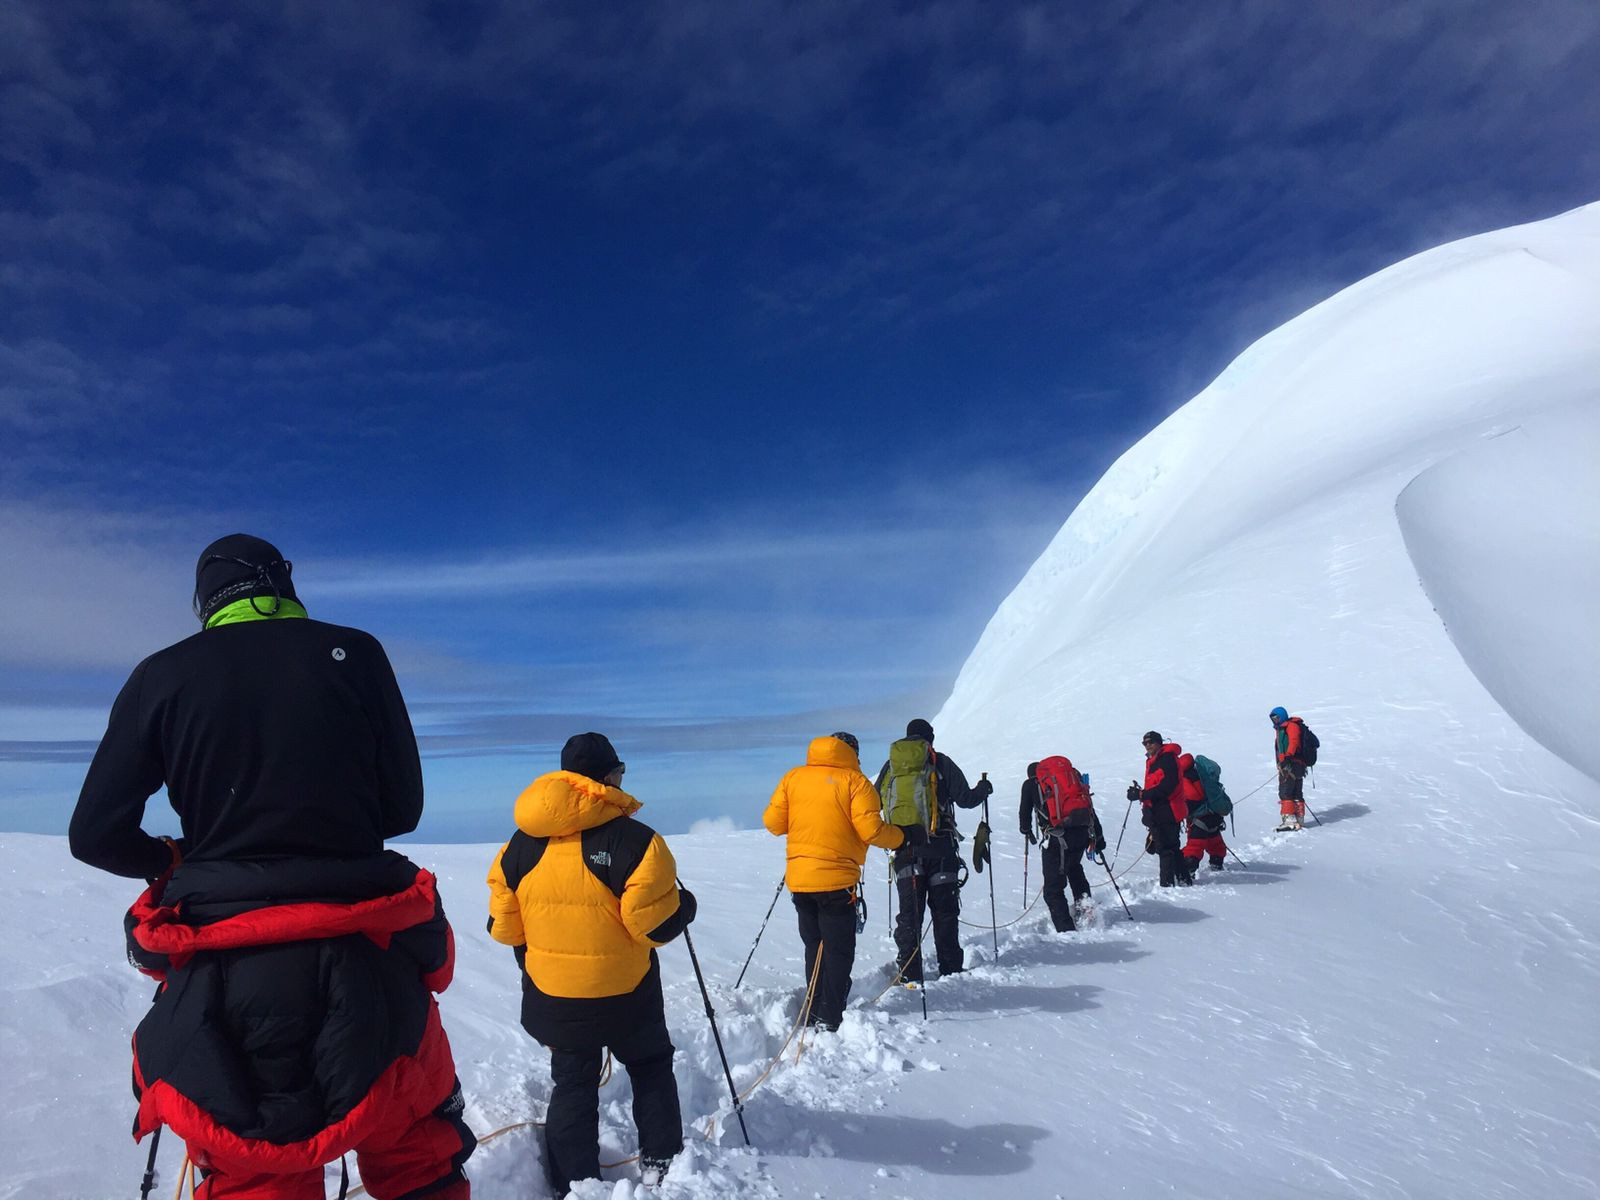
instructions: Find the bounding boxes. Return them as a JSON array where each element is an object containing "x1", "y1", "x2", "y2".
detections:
[{"x1": 1291, "y1": 717, "x2": 1320, "y2": 767}]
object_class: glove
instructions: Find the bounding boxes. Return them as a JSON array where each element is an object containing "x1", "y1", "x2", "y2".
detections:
[
  {"x1": 972, "y1": 777, "x2": 994, "y2": 800},
  {"x1": 972, "y1": 821, "x2": 991, "y2": 873},
  {"x1": 675, "y1": 887, "x2": 698, "y2": 927},
  {"x1": 1093, "y1": 835, "x2": 1107, "y2": 854},
  {"x1": 1126, "y1": 783, "x2": 1142, "y2": 803},
  {"x1": 1020, "y1": 827, "x2": 1037, "y2": 845},
  {"x1": 896, "y1": 823, "x2": 927, "y2": 847}
]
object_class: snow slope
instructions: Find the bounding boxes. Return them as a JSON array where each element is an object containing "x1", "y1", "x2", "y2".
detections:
[
  {"x1": 6, "y1": 204, "x2": 1600, "y2": 1200},
  {"x1": 1396, "y1": 410, "x2": 1600, "y2": 784}
]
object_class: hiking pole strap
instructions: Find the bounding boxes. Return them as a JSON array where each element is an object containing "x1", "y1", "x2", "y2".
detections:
[{"x1": 734, "y1": 876, "x2": 786, "y2": 989}]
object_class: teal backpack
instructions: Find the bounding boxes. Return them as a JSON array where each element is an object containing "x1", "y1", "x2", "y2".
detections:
[
  {"x1": 880, "y1": 738, "x2": 939, "y2": 832},
  {"x1": 1192, "y1": 756, "x2": 1233, "y2": 817}
]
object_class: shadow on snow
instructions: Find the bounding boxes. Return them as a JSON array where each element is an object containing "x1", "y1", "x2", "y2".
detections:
[
  {"x1": 1307, "y1": 801, "x2": 1371, "y2": 826},
  {"x1": 753, "y1": 1099, "x2": 1049, "y2": 1176}
]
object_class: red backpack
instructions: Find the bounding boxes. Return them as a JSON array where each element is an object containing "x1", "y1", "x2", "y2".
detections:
[{"x1": 1036, "y1": 756, "x2": 1092, "y2": 827}]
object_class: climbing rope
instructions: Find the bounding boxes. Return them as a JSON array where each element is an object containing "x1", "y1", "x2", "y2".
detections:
[
  {"x1": 732, "y1": 940, "x2": 825, "y2": 1100},
  {"x1": 1103, "y1": 772, "x2": 1276, "y2": 883},
  {"x1": 957, "y1": 876, "x2": 1045, "y2": 931},
  {"x1": 171, "y1": 1156, "x2": 195, "y2": 1200},
  {"x1": 349, "y1": 951, "x2": 828, "y2": 1189},
  {"x1": 866, "y1": 913, "x2": 935, "y2": 1003}
]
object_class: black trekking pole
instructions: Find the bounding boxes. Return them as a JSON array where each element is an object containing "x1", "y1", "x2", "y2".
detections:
[
  {"x1": 733, "y1": 876, "x2": 786, "y2": 989},
  {"x1": 912, "y1": 874, "x2": 929, "y2": 1021},
  {"x1": 1112, "y1": 792, "x2": 1135, "y2": 860},
  {"x1": 1303, "y1": 800, "x2": 1323, "y2": 827},
  {"x1": 1022, "y1": 836, "x2": 1030, "y2": 906},
  {"x1": 1225, "y1": 845, "x2": 1251, "y2": 869},
  {"x1": 139, "y1": 1125, "x2": 163, "y2": 1200},
  {"x1": 676, "y1": 885, "x2": 751, "y2": 1146},
  {"x1": 981, "y1": 777, "x2": 998, "y2": 963},
  {"x1": 1093, "y1": 852, "x2": 1134, "y2": 920}
]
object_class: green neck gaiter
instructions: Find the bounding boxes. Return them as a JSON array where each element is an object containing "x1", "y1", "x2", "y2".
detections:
[{"x1": 205, "y1": 596, "x2": 309, "y2": 629}]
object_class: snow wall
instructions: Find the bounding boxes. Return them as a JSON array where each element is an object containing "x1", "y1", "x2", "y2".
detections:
[{"x1": 934, "y1": 201, "x2": 1600, "y2": 802}]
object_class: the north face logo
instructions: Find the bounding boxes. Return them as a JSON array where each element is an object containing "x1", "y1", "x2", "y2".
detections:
[{"x1": 590, "y1": 850, "x2": 612, "y2": 867}]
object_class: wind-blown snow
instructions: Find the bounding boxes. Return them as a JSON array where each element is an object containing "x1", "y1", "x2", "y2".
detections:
[
  {"x1": 1396, "y1": 409, "x2": 1600, "y2": 785},
  {"x1": 5, "y1": 204, "x2": 1599, "y2": 1200}
]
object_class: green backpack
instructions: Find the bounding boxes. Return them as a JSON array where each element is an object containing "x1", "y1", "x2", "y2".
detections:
[
  {"x1": 1192, "y1": 755, "x2": 1233, "y2": 817},
  {"x1": 881, "y1": 738, "x2": 939, "y2": 833}
]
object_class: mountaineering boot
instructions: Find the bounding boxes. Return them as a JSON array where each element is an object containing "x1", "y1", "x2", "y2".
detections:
[
  {"x1": 1275, "y1": 818, "x2": 1294, "y2": 832},
  {"x1": 1209, "y1": 856, "x2": 1226, "y2": 870},
  {"x1": 641, "y1": 1155, "x2": 674, "y2": 1187}
]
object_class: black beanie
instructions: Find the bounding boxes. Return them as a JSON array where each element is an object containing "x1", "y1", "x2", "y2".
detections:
[
  {"x1": 194, "y1": 534, "x2": 298, "y2": 624},
  {"x1": 1143, "y1": 730, "x2": 1163, "y2": 746},
  {"x1": 831, "y1": 731, "x2": 860, "y2": 754},
  {"x1": 561, "y1": 732, "x2": 622, "y2": 783},
  {"x1": 1027, "y1": 761, "x2": 1039, "y2": 779},
  {"x1": 906, "y1": 718, "x2": 934, "y2": 743}
]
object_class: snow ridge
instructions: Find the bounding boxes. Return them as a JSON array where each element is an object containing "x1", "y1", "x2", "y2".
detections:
[{"x1": 7, "y1": 204, "x2": 1600, "y2": 1199}]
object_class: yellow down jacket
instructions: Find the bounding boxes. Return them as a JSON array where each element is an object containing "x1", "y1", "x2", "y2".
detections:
[
  {"x1": 486, "y1": 770, "x2": 682, "y2": 1000},
  {"x1": 764, "y1": 736, "x2": 905, "y2": 893}
]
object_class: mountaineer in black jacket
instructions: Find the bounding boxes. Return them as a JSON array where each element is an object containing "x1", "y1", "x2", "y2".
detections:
[
  {"x1": 71, "y1": 534, "x2": 474, "y2": 1200},
  {"x1": 874, "y1": 718, "x2": 990, "y2": 980}
]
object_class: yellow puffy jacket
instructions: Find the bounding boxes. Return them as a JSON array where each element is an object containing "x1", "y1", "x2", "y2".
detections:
[
  {"x1": 486, "y1": 771, "x2": 684, "y2": 1000},
  {"x1": 764, "y1": 736, "x2": 905, "y2": 893}
]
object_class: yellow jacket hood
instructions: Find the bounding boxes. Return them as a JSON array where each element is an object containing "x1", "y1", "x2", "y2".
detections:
[
  {"x1": 764, "y1": 738, "x2": 904, "y2": 892},
  {"x1": 806, "y1": 735, "x2": 860, "y2": 771},
  {"x1": 514, "y1": 770, "x2": 641, "y2": 838}
]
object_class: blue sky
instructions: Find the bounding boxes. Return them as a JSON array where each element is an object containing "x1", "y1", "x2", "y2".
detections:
[{"x1": 4, "y1": 0, "x2": 1597, "y2": 840}]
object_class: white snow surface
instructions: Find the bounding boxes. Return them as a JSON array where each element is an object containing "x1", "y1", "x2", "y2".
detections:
[
  {"x1": 1396, "y1": 410, "x2": 1600, "y2": 784},
  {"x1": 6, "y1": 204, "x2": 1600, "y2": 1199}
]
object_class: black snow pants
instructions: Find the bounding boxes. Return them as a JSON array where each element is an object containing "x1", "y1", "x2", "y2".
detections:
[
  {"x1": 793, "y1": 888, "x2": 858, "y2": 1030},
  {"x1": 1147, "y1": 817, "x2": 1190, "y2": 887},
  {"x1": 1041, "y1": 827, "x2": 1093, "y2": 931},
  {"x1": 545, "y1": 1017, "x2": 682, "y2": 1191},
  {"x1": 893, "y1": 844, "x2": 963, "y2": 981}
]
